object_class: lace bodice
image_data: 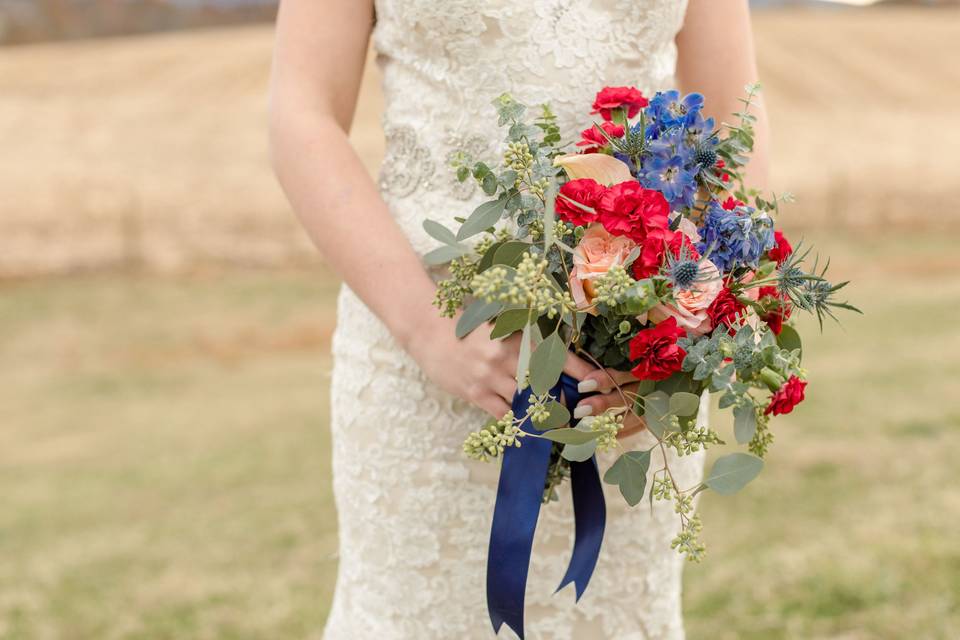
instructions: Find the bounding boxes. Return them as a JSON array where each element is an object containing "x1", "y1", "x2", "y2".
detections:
[
  {"x1": 325, "y1": 2, "x2": 701, "y2": 638},
  {"x1": 374, "y1": 0, "x2": 689, "y2": 255}
]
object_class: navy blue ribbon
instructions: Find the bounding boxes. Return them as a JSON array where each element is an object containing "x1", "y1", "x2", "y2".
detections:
[{"x1": 486, "y1": 373, "x2": 606, "y2": 639}]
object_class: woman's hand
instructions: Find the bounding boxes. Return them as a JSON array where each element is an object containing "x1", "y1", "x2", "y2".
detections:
[
  {"x1": 573, "y1": 367, "x2": 647, "y2": 439},
  {"x1": 405, "y1": 315, "x2": 598, "y2": 419}
]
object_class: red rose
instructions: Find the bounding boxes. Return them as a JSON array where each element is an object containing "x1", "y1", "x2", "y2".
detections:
[
  {"x1": 706, "y1": 287, "x2": 746, "y2": 331},
  {"x1": 758, "y1": 286, "x2": 792, "y2": 335},
  {"x1": 629, "y1": 317, "x2": 687, "y2": 381},
  {"x1": 764, "y1": 375, "x2": 807, "y2": 416},
  {"x1": 591, "y1": 86, "x2": 649, "y2": 121},
  {"x1": 556, "y1": 178, "x2": 607, "y2": 227},
  {"x1": 576, "y1": 121, "x2": 625, "y2": 151},
  {"x1": 768, "y1": 230, "x2": 793, "y2": 265}
]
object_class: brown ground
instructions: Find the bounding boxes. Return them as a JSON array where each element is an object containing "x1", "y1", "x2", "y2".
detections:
[{"x1": 0, "y1": 7, "x2": 957, "y2": 277}]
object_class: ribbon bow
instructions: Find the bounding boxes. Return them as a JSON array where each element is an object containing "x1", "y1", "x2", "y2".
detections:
[{"x1": 486, "y1": 372, "x2": 606, "y2": 639}]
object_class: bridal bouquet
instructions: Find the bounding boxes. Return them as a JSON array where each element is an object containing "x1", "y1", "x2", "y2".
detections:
[{"x1": 425, "y1": 85, "x2": 857, "y2": 637}]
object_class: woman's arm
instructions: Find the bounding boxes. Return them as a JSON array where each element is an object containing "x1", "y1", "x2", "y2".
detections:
[
  {"x1": 268, "y1": 0, "x2": 594, "y2": 417},
  {"x1": 676, "y1": 0, "x2": 770, "y2": 190},
  {"x1": 574, "y1": 0, "x2": 770, "y2": 429},
  {"x1": 269, "y1": 0, "x2": 435, "y2": 351}
]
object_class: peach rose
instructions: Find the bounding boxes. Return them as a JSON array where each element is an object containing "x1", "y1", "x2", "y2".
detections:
[
  {"x1": 676, "y1": 216, "x2": 701, "y2": 244},
  {"x1": 648, "y1": 259, "x2": 723, "y2": 336},
  {"x1": 569, "y1": 224, "x2": 637, "y2": 312},
  {"x1": 739, "y1": 270, "x2": 761, "y2": 302}
]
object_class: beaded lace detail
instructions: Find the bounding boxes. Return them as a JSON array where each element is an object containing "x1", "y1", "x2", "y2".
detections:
[{"x1": 326, "y1": 2, "x2": 701, "y2": 638}]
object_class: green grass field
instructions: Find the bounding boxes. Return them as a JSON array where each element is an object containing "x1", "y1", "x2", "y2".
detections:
[{"x1": 1, "y1": 233, "x2": 958, "y2": 639}]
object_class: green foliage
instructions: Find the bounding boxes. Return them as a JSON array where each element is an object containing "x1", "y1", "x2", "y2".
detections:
[
  {"x1": 733, "y1": 402, "x2": 758, "y2": 444},
  {"x1": 455, "y1": 300, "x2": 502, "y2": 339},
  {"x1": 489, "y1": 308, "x2": 531, "y2": 339},
  {"x1": 539, "y1": 426, "x2": 603, "y2": 445},
  {"x1": 703, "y1": 453, "x2": 765, "y2": 495},
  {"x1": 457, "y1": 195, "x2": 509, "y2": 241},
  {"x1": 529, "y1": 332, "x2": 566, "y2": 396},
  {"x1": 533, "y1": 400, "x2": 570, "y2": 430},
  {"x1": 603, "y1": 450, "x2": 651, "y2": 506}
]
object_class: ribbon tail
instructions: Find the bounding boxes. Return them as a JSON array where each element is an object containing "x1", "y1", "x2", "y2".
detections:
[
  {"x1": 554, "y1": 373, "x2": 607, "y2": 601},
  {"x1": 486, "y1": 384, "x2": 556, "y2": 639},
  {"x1": 555, "y1": 456, "x2": 606, "y2": 600}
]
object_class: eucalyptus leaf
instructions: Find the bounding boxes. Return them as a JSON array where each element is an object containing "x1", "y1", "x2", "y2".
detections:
[
  {"x1": 457, "y1": 196, "x2": 507, "y2": 241},
  {"x1": 543, "y1": 181, "x2": 556, "y2": 251},
  {"x1": 422, "y1": 220, "x2": 458, "y2": 245},
  {"x1": 704, "y1": 453, "x2": 764, "y2": 495},
  {"x1": 481, "y1": 173, "x2": 498, "y2": 196},
  {"x1": 455, "y1": 300, "x2": 502, "y2": 339},
  {"x1": 423, "y1": 244, "x2": 469, "y2": 266},
  {"x1": 540, "y1": 427, "x2": 603, "y2": 445},
  {"x1": 669, "y1": 392, "x2": 701, "y2": 417},
  {"x1": 529, "y1": 332, "x2": 567, "y2": 396},
  {"x1": 492, "y1": 241, "x2": 532, "y2": 268},
  {"x1": 490, "y1": 309, "x2": 532, "y2": 340},
  {"x1": 561, "y1": 438, "x2": 598, "y2": 462},
  {"x1": 733, "y1": 404, "x2": 757, "y2": 444},
  {"x1": 476, "y1": 241, "x2": 504, "y2": 273},
  {"x1": 533, "y1": 401, "x2": 571, "y2": 430},
  {"x1": 777, "y1": 324, "x2": 802, "y2": 359},
  {"x1": 516, "y1": 323, "x2": 532, "y2": 386},
  {"x1": 603, "y1": 450, "x2": 651, "y2": 506},
  {"x1": 642, "y1": 391, "x2": 673, "y2": 439}
]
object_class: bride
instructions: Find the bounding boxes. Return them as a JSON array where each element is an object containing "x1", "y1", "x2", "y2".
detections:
[{"x1": 270, "y1": 1, "x2": 768, "y2": 638}]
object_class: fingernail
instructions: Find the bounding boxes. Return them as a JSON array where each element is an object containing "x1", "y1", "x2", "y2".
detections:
[
  {"x1": 577, "y1": 379, "x2": 598, "y2": 393},
  {"x1": 573, "y1": 405, "x2": 593, "y2": 419}
]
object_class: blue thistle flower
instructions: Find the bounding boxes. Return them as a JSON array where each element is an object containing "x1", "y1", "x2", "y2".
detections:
[{"x1": 697, "y1": 200, "x2": 776, "y2": 272}]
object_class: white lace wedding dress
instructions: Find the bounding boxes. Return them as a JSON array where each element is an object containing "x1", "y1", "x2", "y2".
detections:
[{"x1": 324, "y1": 1, "x2": 706, "y2": 638}]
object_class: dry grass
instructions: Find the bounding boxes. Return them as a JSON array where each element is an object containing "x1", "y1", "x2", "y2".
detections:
[
  {"x1": 2, "y1": 6, "x2": 959, "y2": 639},
  {"x1": 1, "y1": 8, "x2": 958, "y2": 275},
  {"x1": 0, "y1": 233, "x2": 958, "y2": 638}
]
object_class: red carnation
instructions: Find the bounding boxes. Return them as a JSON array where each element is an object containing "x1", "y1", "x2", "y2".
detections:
[
  {"x1": 591, "y1": 86, "x2": 649, "y2": 121},
  {"x1": 765, "y1": 375, "x2": 807, "y2": 416},
  {"x1": 629, "y1": 317, "x2": 687, "y2": 381},
  {"x1": 758, "y1": 286, "x2": 792, "y2": 336},
  {"x1": 768, "y1": 230, "x2": 793, "y2": 266},
  {"x1": 596, "y1": 181, "x2": 674, "y2": 277},
  {"x1": 597, "y1": 181, "x2": 670, "y2": 242},
  {"x1": 721, "y1": 196, "x2": 743, "y2": 211},
  {"x1": 667, "y1": 232, "x2": 700, "y2": 261},
  {"x1": 556, "y1": 178, "x2": 606, "y2": 227},
  {"x1": 576, "y1": 121, "x2": 625, "y2": 151},
  {"x1": 706, "y1": 287, "x2": 746, "y2": 331}
]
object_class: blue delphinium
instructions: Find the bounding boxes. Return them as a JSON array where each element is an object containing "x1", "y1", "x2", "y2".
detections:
[
  {"x1": 697, "y1": 200, "x2": 776, "y2": 272},
  {"x1": 645, "y1": 91, "x2": 705, "y2": 137},
  {"x1": 640, "y1": 154, "x2": 698, "y2": 209}
]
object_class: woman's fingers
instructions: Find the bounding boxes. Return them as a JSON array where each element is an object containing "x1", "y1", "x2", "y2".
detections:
[
  {"x1": 573, "y1": 387, "x2": 636, "y2": 419},
  {"x1": 562, "y1": 350, "x2": 598, "y2": 382},
  {"x1": 490, "y1": 375, "x2": 518, "y2": 406},
  {"x1": 576, "y1": 368, "x2": 638, "y2": 394},
  {"x1": 478, "y1": 394, "x2": 512, "y2": 419}
]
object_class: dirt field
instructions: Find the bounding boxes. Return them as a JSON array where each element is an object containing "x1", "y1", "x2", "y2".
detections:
[{"x1": 1, "y1": 8, "x2": 958, "y2": 276}]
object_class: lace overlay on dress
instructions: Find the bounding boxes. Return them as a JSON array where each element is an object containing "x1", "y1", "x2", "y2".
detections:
[{"x1": 325, "y1": 2, "x2": 700, "y2": 638}]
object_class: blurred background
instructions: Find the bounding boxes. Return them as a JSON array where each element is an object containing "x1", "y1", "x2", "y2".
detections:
[{"x1": 1, "y1": 0, "x2": 958, "y2": 638}]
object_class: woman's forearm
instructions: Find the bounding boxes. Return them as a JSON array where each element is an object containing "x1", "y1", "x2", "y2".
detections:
[
  {"x1": 269, "y1": 106, "x2": 438, "y2": 349},
  {"x1": 676, "y1": 0, "x2": 770, "y2": 191}
]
